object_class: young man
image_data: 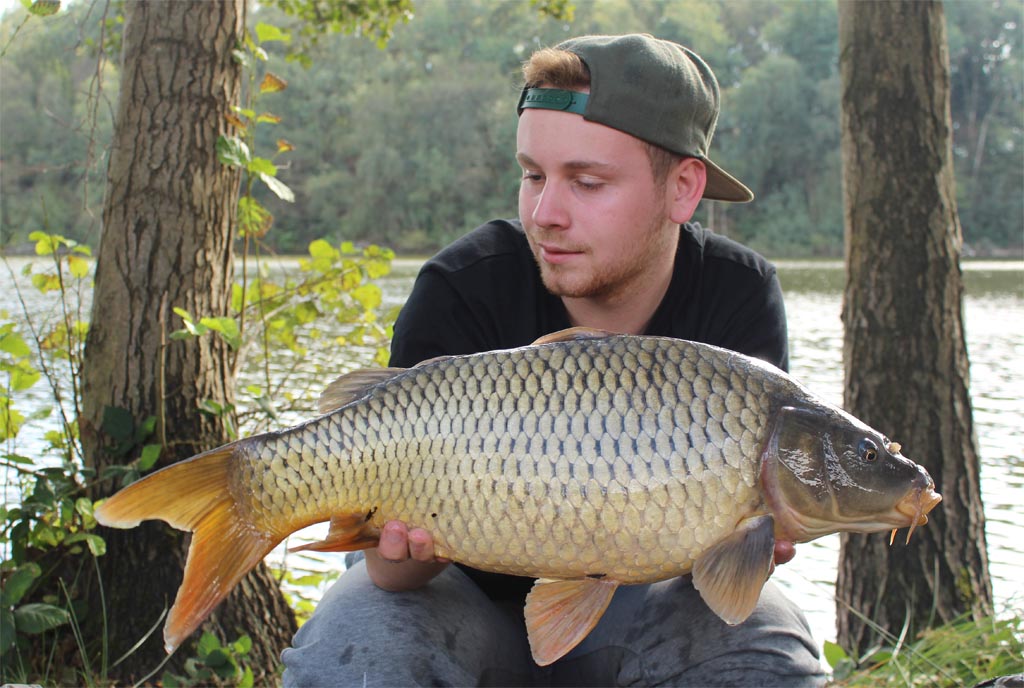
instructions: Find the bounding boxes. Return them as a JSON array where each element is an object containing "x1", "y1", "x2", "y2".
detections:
[{"x1": 283, "y1": 34, "x2": 825, "y2": 686}]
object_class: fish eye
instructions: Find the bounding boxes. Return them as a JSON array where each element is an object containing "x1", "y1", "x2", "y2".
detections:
[{"x1": 859, "y1": 438, "x2": 879, "y2": 462}]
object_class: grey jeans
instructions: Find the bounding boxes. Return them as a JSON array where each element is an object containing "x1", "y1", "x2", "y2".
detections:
[{"x1": 281, "y1": 557, "x2": 826, "y2": 687}]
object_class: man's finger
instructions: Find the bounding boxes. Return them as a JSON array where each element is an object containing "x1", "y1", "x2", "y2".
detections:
[
  {"x1": 407, "y1": 527, "x2": 435, "y2": 561},
  {"x1": 378, "y1": 520, "x2": 409, "y2": 561}
]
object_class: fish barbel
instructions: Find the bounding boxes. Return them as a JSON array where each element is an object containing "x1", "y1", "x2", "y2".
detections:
[{"x1": 95, "y1": 328, "x2": 941, "y2": 665}]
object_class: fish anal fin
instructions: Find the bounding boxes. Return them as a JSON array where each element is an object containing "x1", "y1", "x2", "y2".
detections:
[
  {"x1": 692, "y1": 514, "x2": 775, "y2": 625},
  {"x1": 531, "y1": 327, "x2": 617, "y2": 346},
  {"x1": 524, "y1": 577, "x2": 619, "y2": 666},
  {"x1": 289, "y1": 512, "x2": 381, "y2": 553},
  {"x1": 318, "y1": 368, "x2": 406, "y2": 414}
]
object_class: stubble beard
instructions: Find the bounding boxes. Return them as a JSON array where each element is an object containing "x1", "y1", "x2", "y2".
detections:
[{"x1": 533, "y1": 213, "x2": 677, "y2": 302}]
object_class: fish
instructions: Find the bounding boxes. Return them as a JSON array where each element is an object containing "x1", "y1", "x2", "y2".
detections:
[{"x1": 94, "y1": 327, "x2": 942, "y2": 666}]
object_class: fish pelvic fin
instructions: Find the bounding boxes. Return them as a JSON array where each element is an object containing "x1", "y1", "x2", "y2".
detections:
[
  {"x1": 524, "y1": 577, "x2": 619, "y2": 666},
  {"x1": 95, "y1": 445, "x2": 283, "y2": 654},
  {"x1": 691, "y1": 514, "x2": 775, "y2": 625}
]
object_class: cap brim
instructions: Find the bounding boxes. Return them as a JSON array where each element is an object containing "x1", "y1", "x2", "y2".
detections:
[{"x1": 702, "y1": 158, "x2": 754, "y2": 203}]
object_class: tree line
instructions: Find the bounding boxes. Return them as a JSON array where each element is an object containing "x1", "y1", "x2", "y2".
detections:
[{"x1": 1, "y1": 0, "x2": 1020, "y2": 257}]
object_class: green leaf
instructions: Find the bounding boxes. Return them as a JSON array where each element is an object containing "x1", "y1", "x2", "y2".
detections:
[
  {"x1": 216, "y1": 136, "x2": 251, "y2": 168},
  {"x1": 247, "y1": 157, "x2": 277, "y2": 177},
  {"x1": 0, "y1": 608, "x2": 15, "y2": 655},
  {"x1": 64, "y1": 533, "x2": 106, "y2": 557},
  {"x1": 197, "y1": 631, "x2": 220, "y2": 659},
  {"x1": 139, "y1": 444, "x2": 162, "y2": 471},
  {"x1": 137, "y1": 415, "x2": 158, "y2": 440},
  {"x1": 823, "y1": 640, "x2": 849, "y2": 668},
  {"x1": 199, "y1": 317, "x2": 241, "y2": 350},
  {"x1": 239, "y1": 665, "x2": 255, "y2": 688},
  {"x1": 205, "y1": 647, "x2": 231, "y2": 668},
  {"x1": 101, "y1": 406, "x2": 134, "y2": 442},
  {"x1": 28, "y1": 0, "x2": 61, "y2": 17},
  {"x1": 29, "y1": 231, "x2": 62, "y2": 256},
  {"x1": 258, "y1": 173, "x2": 294, "y2": 202},
  {"x1": 13, "y1": 603, "x2": 70, "y2": 634},
  {"x1": 1, "y1": 563, "x2": 41, "y2": 607},
  {"x1": 232, "y1": 635, "x2": 252, "y2": 654},
  {"x1": 0, "y1": 329, "x2": 31, "y2": 358},
  {"x1": 9, "y1": 365, "x2": 41, "y2": 392},
  {"x1": 254, "y1": 22, "x2": 290, "y2": 43}
]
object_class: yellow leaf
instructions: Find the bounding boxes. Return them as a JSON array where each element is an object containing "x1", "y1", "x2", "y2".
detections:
[
  {"x1": 67, "y1": 255, "x2": 90, "y2": 279},
  {"x1": 259, "y1": 73, "x2": 288, "y2": 94},
  {"x1": 276, "y1": 139, "x2": 295, "y2": 153},
  {"x1": 225, "y1": 112, "x2": 247, "y2": 130}
]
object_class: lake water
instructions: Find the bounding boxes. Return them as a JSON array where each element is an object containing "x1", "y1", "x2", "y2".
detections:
[{"x1": 2, "y1": 256, "x2": 1021, "y2": 657}]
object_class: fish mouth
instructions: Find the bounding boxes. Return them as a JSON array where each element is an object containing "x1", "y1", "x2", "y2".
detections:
[{"x1": 890, "y1": 485, "x2": 942, "y2": 545}]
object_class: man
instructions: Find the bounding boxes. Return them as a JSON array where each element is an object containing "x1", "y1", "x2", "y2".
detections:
[{"x1": 283, "y1": 33, "x2": 825, "y2": 686}]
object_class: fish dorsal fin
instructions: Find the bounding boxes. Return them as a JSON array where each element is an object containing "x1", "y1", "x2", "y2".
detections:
[
  {"x1": 531, "y1": 327, "x2": 618, "y2": 346},
  {"x1": 318, "y1": 368, "x2": 406, "y2": 414},
  {"x1": 289, "y1": 512, "x2": 381, "y2": 553},
  {"x1": 691, "y1": 514, "x2": 776, "y2": 625},
  {"x1": 524, "y1": 577, "x2": 620, "y2": 666},
  {"x1": 412, "y1": 354, "x2": 455, "y2": 368}
]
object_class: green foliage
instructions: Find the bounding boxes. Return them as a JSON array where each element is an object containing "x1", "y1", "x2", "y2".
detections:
[
  {"x1": 167, "y1": 25, "x2": 398, "y2": 433},
  {"x1": 270, "y1": 557, "x2": 341, "y2": 625},
  {"x1": 266, "y1": 0, "x2": 414, "y2": 61},
  {"x1": 161, "y1": 632, "x2": 255, "y2": 688},
  {"x1": 826, "y1": 611, "x2": 1024, "y2": 686},
  {"x1": 3, "y1": 0, "x2": 1020, "y2": 256}
]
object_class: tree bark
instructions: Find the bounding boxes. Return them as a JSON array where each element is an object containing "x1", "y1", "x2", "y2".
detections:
[
  {"x1": 81, "y1": 0, "x2": 295, "y2": 680},
  {"x1": 836, "y1": 0, "x2": 992, "y2": 658}
]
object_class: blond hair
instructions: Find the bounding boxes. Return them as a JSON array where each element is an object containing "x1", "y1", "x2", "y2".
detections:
[{"x1": 522, "y1": 48, "x2": 684, "y2": 184}]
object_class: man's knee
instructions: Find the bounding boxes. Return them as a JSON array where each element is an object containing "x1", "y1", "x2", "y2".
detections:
[
  {"x1": 281, "y1": 561, "x2": 530, "y2": 687},
  {"x1": 629, "y1": 579, "x2": 826, "y2": 686}
]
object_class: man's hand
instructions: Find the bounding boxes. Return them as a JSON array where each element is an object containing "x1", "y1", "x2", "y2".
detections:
[{"x1": 365, "y1": 520, "x2": 450, "y2": 592}]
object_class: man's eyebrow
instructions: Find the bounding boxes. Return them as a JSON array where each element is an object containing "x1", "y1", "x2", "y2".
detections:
[{"x1": 516, "y1": 153, "x2": 616, "y2": 172}]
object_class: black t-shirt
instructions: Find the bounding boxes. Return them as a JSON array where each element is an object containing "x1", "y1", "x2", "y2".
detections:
[{"x1": 389, "y1": 218, "x2": 789, "y2": 599}]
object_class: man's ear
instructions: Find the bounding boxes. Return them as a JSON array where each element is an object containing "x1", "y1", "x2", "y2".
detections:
[{"x1": 666, "y1": 157, "x2": 707, "y2": 224}]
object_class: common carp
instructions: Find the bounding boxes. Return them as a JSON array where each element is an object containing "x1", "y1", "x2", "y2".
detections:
[{"x1": 95, "y1": 327, "x2": 941, "y2": 665}]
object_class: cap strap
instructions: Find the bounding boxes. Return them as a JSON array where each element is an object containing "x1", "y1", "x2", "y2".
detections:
[{"x1": 518, "y1": 88, "x2": 589, "y2": 116}]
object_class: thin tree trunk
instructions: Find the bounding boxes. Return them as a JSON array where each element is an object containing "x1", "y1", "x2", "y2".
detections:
[
  {"x1": 836, "y1": 0, "x2": 992, "y2": 658},
  {"x1": 82, "y1": 0, "x2": 294, "y2": 680}
]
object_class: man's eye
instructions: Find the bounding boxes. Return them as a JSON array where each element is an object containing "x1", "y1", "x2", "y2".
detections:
[{"x1": 575, "y1": 179, "x2": 603, "y2": 191}]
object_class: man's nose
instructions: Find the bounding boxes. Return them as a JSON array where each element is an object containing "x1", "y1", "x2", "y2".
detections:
[{"x1": 531, "y1": 181, "x2": 570, "y2": 229}]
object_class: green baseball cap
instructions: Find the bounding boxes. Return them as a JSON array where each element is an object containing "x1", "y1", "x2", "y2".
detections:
[{"x1": 518, "y1": 33, "x2": 753, "y2": 203}]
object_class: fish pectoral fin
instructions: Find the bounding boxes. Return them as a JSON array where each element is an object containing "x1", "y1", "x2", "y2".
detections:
[
  {"x1": 524, "y1": 577, "x2": 620, "y2": 666},
  {"x1": 530, "y1": 327, "x2": 618, "y2": 346},
  {"x1": 318, "y1": 368, "x2": 407, "y2": 414},
  {"x1": 289, "y1": 513, "x2": 381, "y2": 553},
  {"x1": 691, "y1": 514, "x2": 775, "y2": 625}
]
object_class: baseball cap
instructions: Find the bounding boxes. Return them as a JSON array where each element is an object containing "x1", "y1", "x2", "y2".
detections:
[{"x1": 517, "y1": 33, "x2": 752, "y2": 203}]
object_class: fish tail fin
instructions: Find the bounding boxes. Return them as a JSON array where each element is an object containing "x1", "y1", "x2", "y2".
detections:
[{"x1": 95, "y1": 444, "x2": 282, "y2": 653}]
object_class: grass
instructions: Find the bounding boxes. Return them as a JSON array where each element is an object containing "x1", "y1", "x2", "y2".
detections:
[{"x1": 826, "y1": 607, "x2": 1024, "y2": 687}]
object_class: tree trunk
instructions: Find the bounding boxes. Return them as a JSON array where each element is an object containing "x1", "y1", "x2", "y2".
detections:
[
  {"x1": 836, "y1": 0, "x2": 992, "y2": 658},
  {"x1": 81, "y1": 0, "x2": 295, "y2": 681}
]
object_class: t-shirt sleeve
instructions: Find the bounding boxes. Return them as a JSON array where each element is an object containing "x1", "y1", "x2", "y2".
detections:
[
  {"x1": 713, "y1": 269, "x2": 789, "y2": 372},
  {"x1": 389, "y1": 266, "x2": 493, "y2": 368}
]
